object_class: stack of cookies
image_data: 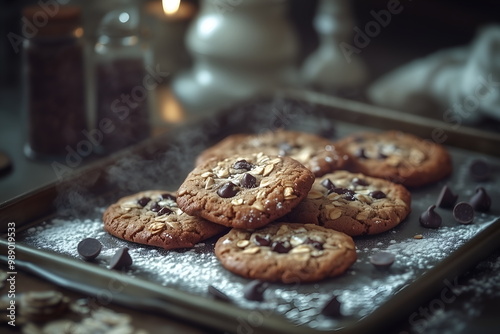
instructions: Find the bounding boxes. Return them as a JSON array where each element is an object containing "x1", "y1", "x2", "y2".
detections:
[{"x1": 103, "y1": 129, "x2": 452, "y2": 283}]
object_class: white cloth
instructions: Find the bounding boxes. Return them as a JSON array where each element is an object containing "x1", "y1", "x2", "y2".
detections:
[{"x1": 367, "y1": 25, "x2": 500, "y2": 124}]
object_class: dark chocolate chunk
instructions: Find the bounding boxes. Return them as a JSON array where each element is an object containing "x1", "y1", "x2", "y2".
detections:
[
  {"x1": 254, "y1": 235, "x2": 271, "y2": 247},
  {"x1": 217, "y1": 182, "x2": 239, "y2": 198},
  {"x1": 436, "y1": 185, "x2": 458, "y2": 209},
  {"x1": 77, "y1": 238, "x2": 102, "y2": 261},
  {"x1": 321, "y1": 295, "x2": 342, "y2": 317},
  {"x1": 109, "y1": 247, "x2": 133, "y2": 270},
  {"x1": 327, "y1": 187, "x2": 356, "y2": 200},
  {"x1": 352, "y1": 177, "x2": 369, "y2": 187},
  {"x1": 233, "y1": 159, "x2": 254, "y2": 171},
  {"x1": 321, "y1": 178, "x2": 335, "y2": 190},
  {"x1": 469, "y1": 187, "x2": 491, "y2": 212},
  {"x1": 208, "y1": 285, "x2": 231, "y2": 302},
  {"x1": 469, "y1": 159, "x2": 491, "y2": 181},
  {"x1": 150, "y1": 202, "x2": 161, "y2": 212},
  {"x1": 161, "y1": 193, "x2": 176, "y2": 201},
  {"x1": 271, "y1": 240, "x2": 291, "y2": 254},
  {"x1": 305, "y1": 238, "x2": 323, "y2": 250},
  {"x1": 243, "y1": 280, "x2": 268, "y2": 302},
  {"x1": 419, "y1": 205, "x2": 442, "y2": 229},
  {"x1": 137, "y1": 197, "x2": 151, "y2": 207},
  {"x1": 157, "y1": 207, "x2": 173, "y2": 216},
  {"x1": 329, "y1": 187, "x2": 356, "y2": 202},
  {"x1": 240, "y1": 173, "x2": 257, "y2": 188},
  {"x1": 369, "y1": 190, "x2": 386, "y2": 199},
  {"x1": 344, "y1": 193, "x2": 356, "y2": 201},
  {"x1": 370, "y1": 252, "x2": 396, "y2": 270},
  {"x1": 453, "y1": 202, "x2": 474, "y2": 224}
]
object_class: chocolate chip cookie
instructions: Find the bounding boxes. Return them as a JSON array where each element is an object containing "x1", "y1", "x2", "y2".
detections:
[
  {"x1": 103, "y1": 190, "x2": 227, "y2": 249},
  {"x1": 177, "y1": 152, "x2": 315, "y2": 229},
  {"x1": 335, "y1": 131, "x2": 452, "y2": 187},
  {"x1": 284, "y1": 171, "x2": 411, "y2": 236},
  {"x1": 214, "y1": 223, "x2": 357, "y2": 283},
  {"x1": 196, "y1": 129, "x2": 351, "y2": 176}
]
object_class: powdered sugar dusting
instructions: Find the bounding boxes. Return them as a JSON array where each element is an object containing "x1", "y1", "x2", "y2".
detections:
[{"x1": 19, "y1": 212, "x2": 498, "y2": 331}]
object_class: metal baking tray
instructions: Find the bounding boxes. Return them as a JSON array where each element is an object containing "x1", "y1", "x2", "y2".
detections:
[{"x1": 1, "y1": 89, "x2": 500, "y2": 333}]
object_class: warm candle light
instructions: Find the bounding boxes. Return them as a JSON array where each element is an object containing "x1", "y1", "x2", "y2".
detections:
[{"x1": 162, "y1": 0, "x2": 180, "y2": 15}]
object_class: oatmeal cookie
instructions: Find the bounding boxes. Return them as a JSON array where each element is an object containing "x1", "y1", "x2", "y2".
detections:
[
  {"x1": 177, "y1": 152, "x2": 315, "y2": 229},
  {"x1": 196, "y1": 129, "x2": 350, "y2": 176},
  {"x1": 214, "y1": 223, "x2": 357, "y2": 283},
  {"x1": 335, "y1": 131, "x2": 452, "y2": 187},
  {"x1": 284, "y1": 171, "x2": 411, "y2": 236},
  {"x1": 103, "y1": 190, "x2": 227, "y2": 249}
]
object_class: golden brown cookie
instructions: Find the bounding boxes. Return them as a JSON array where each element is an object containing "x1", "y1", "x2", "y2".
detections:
[
  {"x1": 177, "y1": 152, "x2": 315, "y2": 229},
  {"x1": 335, "y1": 131, "x2": 452, "y2": 187},
  {"x1": 284, "y1": 171, "x2": 411, "y2": 236},
  {"x1": 196, "y1": 129, "x2": 351, "y2": 176},
  {"x1": 103, "y1": 190, "x2": 227, "y2": 249},
  {"x1": 214, "y1": 223, "x2": 357, "y2": 283}
]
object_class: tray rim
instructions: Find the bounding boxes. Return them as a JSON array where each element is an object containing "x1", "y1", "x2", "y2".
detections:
[{"x1": 1, "y1": 90, "x2": 500, "y2": 333}]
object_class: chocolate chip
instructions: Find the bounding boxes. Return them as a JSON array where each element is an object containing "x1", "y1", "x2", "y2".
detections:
[
  {"x1": 161, "y1": 193, "x2": 176, "y2": 201},
  {"x1": 278, "y1": 142, "x2": 293, "y2": 156},
  {"x1": 343, "y1": 192, "x2": 356, "y2": 201},
  {"x1": 352, "y1": 177, "x2": 369, "y2": 186},
  {"x1": 436, "y1": 185, "x2": 458, "y2": 209},
  {"x1": 321, "y1": 295, "x2": 342, "y2": 317},
  {"x1": 157, "y1": 207, "x2": 173, "y2": 216},
  {"x1": 217, "y1": 182, "x2": 239, "y2": 198},
  {"x1": 233, "y1": 159, "x2": 254, "y2": 171},
  {"x1": 137, "y1": 197, "x2": 151, "y2": 207},
  {"x1": 109, "y1": 247, "x2": 133, "y2": 270},
  {"x1": 329, "y1": 187, "x2": 354, "y2": 196},
  {"x1": 369, "y1": 190, "x2": 386, "y2": 199},
  {"x1": 77, "y1": 238, "x2": 102, "y2": 261},
  {"x1": 469, "y1": 159, "x2": 491, "y2": 181},
  {"x1": 321, "y1": 178, "x2": 335, "y2": 190},
  {"x1": 271, "y1": 240, "x2": 291, "y2": 253},
  {"x1": 240, "y1": 173, "x2": 257, "y2": 188},
  {"x1": 469, "y1": 187, "x2": 491, "y2": 212},
  {"x1": 370, "y1": 251, "x2": 396, "y2": 269},
  {"x1": 305, "y1": 238, "x2": 323, "y2": 250},
  {"x1": 150, "y1": 202, "x2": 161, "y2": 212},
  {"x1": 254, "y1": 235, "x2": 271, "y2": 246},
  {"x1": 330, "y1": 187, "x2": 356, "y2": 201},
  {"x1": 208, "y1": 285, "x2": 231, "y2": 302},
  {"x1": 243, "y1": 280, "x2": 268, "y2": 302},
  {"x1": 419, "y1": 205, "x2": 442, "y2": 229},
  {"x1": 453, "y1": 202, "x2": 474, "y2": 224}
]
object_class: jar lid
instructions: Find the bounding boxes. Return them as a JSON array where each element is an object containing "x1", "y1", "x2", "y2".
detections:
[{"x1": 22, "y1": 5, "x2": 83, "y2": 37}]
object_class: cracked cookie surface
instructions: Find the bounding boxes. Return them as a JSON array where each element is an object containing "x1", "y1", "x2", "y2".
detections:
[
  {"x1": 103, "y1": 190, "x2": 227, "y2": 249},
  {"x1": 284, "y1": 171, "x2": 411, "y2": 236},
  {"x1": 335, "y1": 131, "x2": 452, "y2": 187},
  {"x1": 214, "y1": 222, "x2": 357, "y2": 283},
  {"x1": 177, "y1": 152, "x2": 315, "y2": 229},
  {"x1": 195, "y1": 129, "x2": 351, "y2": 177}
]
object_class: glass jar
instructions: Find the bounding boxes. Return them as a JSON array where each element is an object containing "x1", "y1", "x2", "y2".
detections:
[
  {"x1": 93, "y1": 6, "x2": 152, "y2": 153},
  {"x1": 23, "y1": 5, "x2": 87, "y2": 160}
]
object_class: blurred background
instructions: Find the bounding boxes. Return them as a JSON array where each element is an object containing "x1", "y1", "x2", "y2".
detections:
[
  {"x1": 1, "y1": 0, "x2": 499, "y2": 200},
  {"x1": 2, "y1": 0, "x2": 499, "y2": 89}
]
